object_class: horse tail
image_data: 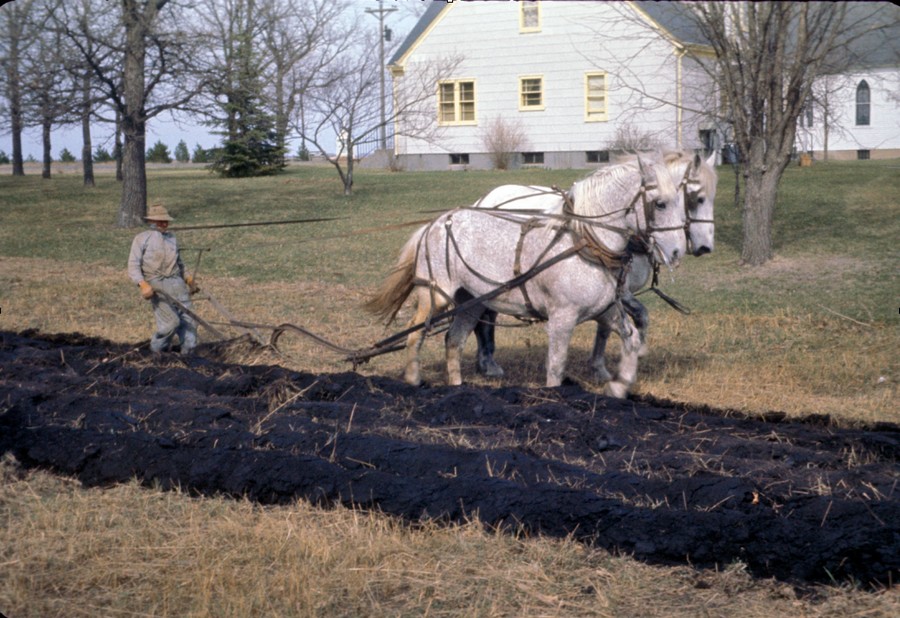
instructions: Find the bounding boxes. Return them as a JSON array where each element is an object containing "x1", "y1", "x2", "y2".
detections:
[{"x1": 364, "y1": 227, "x2": 423, "y2": 324}]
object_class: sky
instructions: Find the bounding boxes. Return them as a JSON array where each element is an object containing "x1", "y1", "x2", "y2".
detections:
[{"x1": 11, "y1": 0, "x2": 421, "y2": 161}]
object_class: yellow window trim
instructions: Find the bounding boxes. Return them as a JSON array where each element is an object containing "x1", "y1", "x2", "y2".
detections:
[
  {"x1": 437, "y1": 79, "x2": 478, "y2": 126},
  {"x1": 519, "y1": 75, "x2": 545, "y2": 112},
  {"x1": 519, "y1": 1, "x2": 541, "y2": 33},
  {"x1": 584, "y1": 71, "x2": 608, "y2": 122}
]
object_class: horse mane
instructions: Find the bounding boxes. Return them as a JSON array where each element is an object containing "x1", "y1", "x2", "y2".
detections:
[
  {"x1": 572, "y1": 159, "x2": 677, "y2": 220},
  {"x1": 662, "y1": 150, "x2": 718, "y2": 194}
]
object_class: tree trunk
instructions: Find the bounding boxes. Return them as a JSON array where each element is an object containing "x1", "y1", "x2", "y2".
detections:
[
  {"x1": 343, "y1": 144, "x2": 354, "y2": 196},
  {"x1": 740, "y1": 162, "x2": 779, "y2": 266},
  {"x1": 117, "y1": 0, "x2": 150, "y2": 227},
  {"x1": 4, "y1": 3, "x2": 26, "y2": 177},
  {"x1": 11, "y1": 94, "x2": 25, "y2": 176},
  {"x1": 41, "y1": 120, "x2": 52, "y2": 179},
  {"x1": 81, "y1": 72, "x2": 95, "y2": 187},
  {"x1": 119, "y1": 124, "x2": 147, "y2": 227},
  {"x1": 115, "y1": 113, "x2": 124, "y2": 182}
]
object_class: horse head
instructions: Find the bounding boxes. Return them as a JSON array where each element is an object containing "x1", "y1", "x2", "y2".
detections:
[
  {"x1": 667, "y1": 151, "x2": 717, "y2": 257},
  {"x1": 635, "y1": 156, "x2": 688, "y2": 268}
]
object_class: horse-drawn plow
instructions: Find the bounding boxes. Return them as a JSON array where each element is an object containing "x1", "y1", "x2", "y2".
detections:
[{"x1": 3, "y1": 152, "x2": 898, "y2": 591}]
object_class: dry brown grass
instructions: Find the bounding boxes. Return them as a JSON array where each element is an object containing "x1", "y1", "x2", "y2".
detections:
[{"x1": 3, "y1": 458, "x2": 898, "y2": 618}]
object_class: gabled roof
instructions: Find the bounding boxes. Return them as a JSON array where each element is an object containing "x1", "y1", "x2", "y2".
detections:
[
  {"x1": 829, "y1": 2, "x2": 900, "y2": 72},
  {"x1": 388, "y1": 0, "x2": 710, "y2": 68},
  {"x1": 389, "y1": 1, "x2": 447, "y2": 67}
]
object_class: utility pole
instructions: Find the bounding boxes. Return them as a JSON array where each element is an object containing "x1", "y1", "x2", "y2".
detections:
[{"x1": 365, "y1": 2, "x2": 397, "y2": 150}]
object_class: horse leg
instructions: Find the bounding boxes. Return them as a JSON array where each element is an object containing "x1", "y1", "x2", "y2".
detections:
[
  {"x1": 544, "y1": 312, "x2": 578, "y2": 387},
  {"x1": 444, "y1": 306, "x2": 482, "y2": 386},
  {"x1": 404, "y1": 287, "x2": 440, "y2": 386},
  {"x1": 474, "y1": 308, "x2": 504, "y2": 377},
  {"x1": 590, "y1": 314, "x2": 614, "y2": 383},
  {"x1": 606, "y1": 308, "x2": 641, "y2": 398},
  {"x1": 622, "y1": 295, "x2": 649, "y2": 357}
]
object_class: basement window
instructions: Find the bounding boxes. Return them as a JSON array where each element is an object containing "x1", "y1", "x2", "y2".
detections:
[
  {"x1": 449, "y1": 153, "x2": 470, "y2": 165},
  {"x1": 857, "y1": 150, "x2": 870, "y2": 160},
  {"x1": 522, "y1": 152, "x2": 544, "y2": 165},
  {"x1": 586, "y1": 150, "x2": 610, "y2": 164}
]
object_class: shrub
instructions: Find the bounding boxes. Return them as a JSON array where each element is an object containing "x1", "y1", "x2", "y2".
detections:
[
  {"x1": 0, "y1": 150, "x2": 9, "y2": 164},
  {"x1": 480, "y1": 116, "x2": 528, "y2": 170},
  {"x1": 606, "y1": 121, "x2": 663, "y2": 153},
  {"x1": 59, "y1": 148, "x2": 76, "y2": 162}
]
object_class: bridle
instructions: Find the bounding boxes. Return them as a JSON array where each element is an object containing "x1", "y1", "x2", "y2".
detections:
[{"x1": 675, "y1": 163, "x2": 715, "y2": 255}]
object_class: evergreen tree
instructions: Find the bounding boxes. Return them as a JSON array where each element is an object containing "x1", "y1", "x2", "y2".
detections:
[
  {"x1": 146, "y1": 141, "x2": 172, "y2": 163},
  {"x1": 210, "y1": 104, "x2": 285, "y2": 177},
  {"x1": 174, "y1": 140, "x2": 190, "y2": 163},
  {"x1": 192, "y1": 144, "x2": 209, "y2": 163},
  {"x1": 93, "y1": 146, "x2": 113, "y2": 162},
  {"x1": 206, "y1": 2, "x2": 285, "y2": 178},
  {"x1": 59, "y1": 148, "x2": 76, "y2": 162}
]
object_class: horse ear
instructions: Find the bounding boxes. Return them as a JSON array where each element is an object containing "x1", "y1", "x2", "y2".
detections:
[
  {"x1": 693, "y1": 152, "x2": 702, "y2": 171},
  {"x1": 636, "y1": 155, "x2": 655, "y2": 185},
  {"x1": 705, "y1": 151, "x2": 716, "y2": 168}
]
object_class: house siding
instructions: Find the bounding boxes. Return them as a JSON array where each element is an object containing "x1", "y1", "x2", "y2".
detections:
[
  {"x1": 797, "y1": 67, "x2": 900, "y2": 160},
  {"x1": 393, "y1": 1, "x2": 709, "y2": 170}
]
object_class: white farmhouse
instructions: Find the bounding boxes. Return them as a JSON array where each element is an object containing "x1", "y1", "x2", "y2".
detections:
[
  {"x1": 388, "y1": 1, "x2": 718, "y2": 171},
  {"x1": 795, "y1": 3, "x2": 900, "y2": 161}
]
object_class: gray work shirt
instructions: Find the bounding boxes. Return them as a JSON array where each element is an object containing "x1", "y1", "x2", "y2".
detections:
[{"x1": 127, "y1": 227, "x2": 185, "y2": 284}]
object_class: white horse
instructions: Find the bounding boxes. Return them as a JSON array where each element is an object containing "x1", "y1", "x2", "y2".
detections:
[
  {"x1": 365, "y1": 157, "x2": 687, "y2": 396},
  {"x1": 470, "y1": 151, "x2": 717, "y2": 383}
]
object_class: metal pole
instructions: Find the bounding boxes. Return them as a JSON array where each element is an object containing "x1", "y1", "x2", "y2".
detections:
[{"x1": 365, "y1": 4, "x2": 397, "y2": 151}]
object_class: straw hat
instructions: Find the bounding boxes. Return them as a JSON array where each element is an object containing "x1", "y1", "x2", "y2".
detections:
[{"x1": 144, "y1": 203, "x2": 175, "y2": 222}]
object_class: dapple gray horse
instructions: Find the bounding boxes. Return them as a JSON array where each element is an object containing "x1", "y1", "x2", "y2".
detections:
[
  {"x1": 471, "y1": 151, "x2": 717, "y2": 383},
  {"x1": 365, "y1": 158, "x2": 687, "y2": 396}
]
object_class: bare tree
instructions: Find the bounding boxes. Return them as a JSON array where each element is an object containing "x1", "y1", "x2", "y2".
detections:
[
  {"x1": 60, "y1": 0, "x2": 207, "y2": 226},
  {"x1": 298, "y1": 18, "x2": 462, "y2": 195},
  {"x1": 686, "y1": 2, "x2": 899, "y2": 265},
  {"x1": 20, "y1": 2, "x2": 78, "y2": 179},
  {"x1": 258, "y1": 0, "x2": 351, "y2": 165},
  {"x1": 0, "y1": 0, "x2": 37, "y2": 176}
]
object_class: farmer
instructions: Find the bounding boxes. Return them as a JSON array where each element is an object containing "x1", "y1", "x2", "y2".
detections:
[{"x1": 127, "y1": 203, "x2": 198, "y2": 354}]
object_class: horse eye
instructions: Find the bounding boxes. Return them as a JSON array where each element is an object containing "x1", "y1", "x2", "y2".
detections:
[
  {"x1": 697, "y1": 197, "x2": 706, "y2": 205},
  {"x1": 654, "y1": 200, "x2": 666, "y2": 210}
]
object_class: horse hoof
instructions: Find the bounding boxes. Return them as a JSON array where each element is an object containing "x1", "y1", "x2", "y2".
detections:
[
  {"x1": 605, "y1": 382, "x2": 628, "y2": 398},
  {"x1": 593, "y1": 367, "x2": 613, "y2": 383},
  {"x1": 477, "y1": 361, "x2": 505, "y2": 378}
]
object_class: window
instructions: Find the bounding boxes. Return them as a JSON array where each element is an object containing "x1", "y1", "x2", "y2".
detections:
[
  {"x1": 856, "y1": 80, "x2": 870, "y2": 126},
  {"x1": 522, "y1": 152, "x2": 544, "y2": 165},
  {"x1": 586, "y1": 150, "x2": 610, "y2": 164},
  {"x1": 449, "y1": 153, "x2": 469, "y2": 165},
  {"x1": 519, "y1": 76, "x2": 544, "y2": 110},
  {"x1": 585, "y1": 72, "x2": 608, "y2": 121},
  {"x1": 805, "y1": 104, "x2": 813, "y2": 128},
  {"x1": 857, "y1": 149, "x2": 870, "y2": 160},
  {"x1": 520, "y1": 1, "x2": 540, "y2": 32},
  {"x1": 438, "y1": 80, "x2": 476, "y2": 125}
]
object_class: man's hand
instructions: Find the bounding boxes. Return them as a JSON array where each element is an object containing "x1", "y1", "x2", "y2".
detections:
[
  {"x1": 185, "y1": 274, "x2": 200, "y2": 294},
  {"x1": 139, "y1": 280, "x2": 154, "y2": 300}
]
